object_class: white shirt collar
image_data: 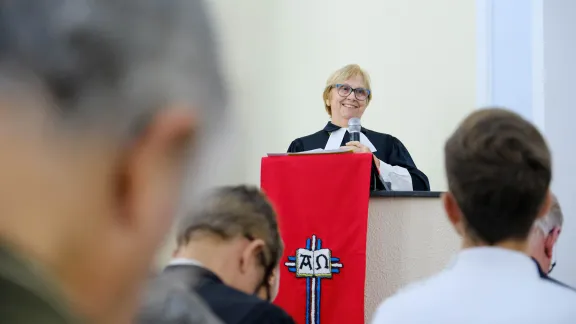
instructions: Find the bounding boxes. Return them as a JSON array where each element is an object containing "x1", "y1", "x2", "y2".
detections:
[
  {"x1": 167, "y1": 257, "x2": 204, "y2": 268},
  {"x1": 451, "y1": 247, "x2": 539, "y2": 277}
]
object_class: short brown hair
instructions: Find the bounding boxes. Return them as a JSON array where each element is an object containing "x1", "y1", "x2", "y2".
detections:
[
  {"x1": 445, "y1": 108, "x2": 552, "y2": 244},
  {"x1": 177, "y1": 185, "x2": 283, "y2": 269}
]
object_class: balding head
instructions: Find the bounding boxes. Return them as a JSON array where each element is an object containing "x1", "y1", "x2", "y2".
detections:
[{"x1": 0, "y1": 0, "x2": 227, "y2": 322}]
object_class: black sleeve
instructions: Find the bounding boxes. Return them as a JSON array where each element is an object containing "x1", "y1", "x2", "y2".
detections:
[
  {"x1": 388, "y1": 137, "x2": 431, "y2": 191},
  {"x1": 239, "y1": 303, "x2": 296, "y2": 324},
  {"x1": 287, "y1": 139, "x2": 304, "y2": 153}
]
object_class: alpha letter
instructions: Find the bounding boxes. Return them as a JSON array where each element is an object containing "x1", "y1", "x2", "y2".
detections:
[
  {"x1": 300, "y1": 255, "x2": 312, "y2": 270},
  {"x1": 296, "y1": 248, "x2": 314, "y2": 277}
]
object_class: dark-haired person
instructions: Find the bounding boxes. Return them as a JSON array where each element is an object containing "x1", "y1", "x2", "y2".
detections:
[
  {"x1": 138, "y1": 185, "x2": 295, "y2": 324},
  {"x1": 371, "y1": 108, "x2": 576, "y2": 324}
]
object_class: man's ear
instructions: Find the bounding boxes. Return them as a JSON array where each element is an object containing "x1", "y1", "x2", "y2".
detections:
[
  {"x1": 544, "y1": 227, "x2": 561, "y2": 258},
  {"x1": 240, "y1": 239, "x2": 266, "y2": 274},
  {"x1": 114, "y1": 107, "x2": 196, "y2": 228},
  {"x1": 442, "y1": 192, "x2": 463, "y2": 236}
]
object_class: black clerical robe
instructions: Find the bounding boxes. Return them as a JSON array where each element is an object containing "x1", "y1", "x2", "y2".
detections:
[{"x1": 287, "y1": 122, "x2": 430, "y2": 191}]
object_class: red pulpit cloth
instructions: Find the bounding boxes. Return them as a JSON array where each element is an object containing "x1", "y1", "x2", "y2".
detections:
[{"x1": 261, "y1": 153, "x2": 372, "y2": 324}]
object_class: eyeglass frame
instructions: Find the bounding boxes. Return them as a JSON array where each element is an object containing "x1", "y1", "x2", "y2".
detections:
[{"x1": 333, "y1": 83, "x2": 371, "y2": 101}]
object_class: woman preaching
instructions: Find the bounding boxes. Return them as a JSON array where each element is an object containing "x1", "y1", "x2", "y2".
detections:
[{"x1": 287, "y1": 64, "x2": 430, "y2": 191}]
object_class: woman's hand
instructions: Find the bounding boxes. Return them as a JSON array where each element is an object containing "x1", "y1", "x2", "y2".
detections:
[
  {"x1": 341, "y1": 141, "x2": 381, "y2": 169},
  {"x1": 342, "y1": 141, "x2": 371, "y2": 153}
]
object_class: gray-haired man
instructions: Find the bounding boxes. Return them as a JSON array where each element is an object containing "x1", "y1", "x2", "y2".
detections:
[
  {"x1": 528, "y1": 194, "x2": 563, "y2": 274},
  {"x1": 139, "y1": 185, "x2": 295, "y2": 324},
  {"x1": 0, "y1": 0, "x2": 227, "y2": 323}
]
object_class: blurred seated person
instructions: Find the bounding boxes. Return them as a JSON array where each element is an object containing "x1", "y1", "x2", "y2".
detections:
[
  {"x1": 528, "y1": 194, "x2": 567, "y2": 280},
  {"x1": 287, "y1": 64, "x2": 429, "y2": 191},
  {"x1": 138, "y1": 185, "x2": 294, "y2": 324}
]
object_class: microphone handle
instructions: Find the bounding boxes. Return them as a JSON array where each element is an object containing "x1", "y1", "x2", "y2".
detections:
[{"x1": 350, "y1": 132, "x2": 360, "y2": 142}]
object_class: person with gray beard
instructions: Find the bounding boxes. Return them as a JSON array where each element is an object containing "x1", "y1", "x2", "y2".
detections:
[
  {"x1": 0, "y1": 0, "x2": 228, "y2": 323},
  {"x1": 528, "y1": 194, "x2": 563, "y2": 275}
]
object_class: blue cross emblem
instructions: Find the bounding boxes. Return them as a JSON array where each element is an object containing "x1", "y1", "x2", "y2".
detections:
[{"x1": 284, "y1": 235, "x2": 343, "y2": 324}]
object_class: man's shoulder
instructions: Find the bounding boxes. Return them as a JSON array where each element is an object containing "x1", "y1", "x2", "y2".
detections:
[
  {"x1": 137, "y1": 278, "x2": 223, "y2": 324},
  {"x1": 0, "y1": 245, "x2": 80, "y2": 323},
  {"x1": 199, "y1": 283, "x2": 294, "y2": 323},
  {"x1": 0, "y1": 277, "x2": 76, "y2": 323}
]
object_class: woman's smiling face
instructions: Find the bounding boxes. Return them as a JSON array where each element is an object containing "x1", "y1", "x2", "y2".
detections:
[{"x1": 328, "y1": 74, "x2": 369, "y2": 124}]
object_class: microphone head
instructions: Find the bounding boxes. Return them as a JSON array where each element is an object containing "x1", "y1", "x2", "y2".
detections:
[{"x1": 348, "y1": 117, "x2": 361, "y2": 132}]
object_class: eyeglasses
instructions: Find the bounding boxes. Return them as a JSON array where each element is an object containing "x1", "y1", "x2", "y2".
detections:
[{"x1": 334, "y1": 84, "x2": 370, "y2": 101}]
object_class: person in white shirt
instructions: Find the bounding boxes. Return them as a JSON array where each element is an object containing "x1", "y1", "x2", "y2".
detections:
[{"x1": 371, "y1": 108, "x2": 576, "y2": 324}]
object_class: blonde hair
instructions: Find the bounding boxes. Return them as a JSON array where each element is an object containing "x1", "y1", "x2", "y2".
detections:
[{"x1": 323, "y1": 64, "x2": 372, "y2": 116}]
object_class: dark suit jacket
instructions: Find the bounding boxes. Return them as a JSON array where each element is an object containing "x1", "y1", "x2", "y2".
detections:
[
  {"x1": 0, "y1": 243, "x2": 80, "y2": 323},
  {"x1": 288, "y1": 122, "x2": 430, "y2": 191},
  {"x1": 140, "y1": 264, "x2": 295, "y2": 324},
  {"x1": 137, "y1": 270, "x2": 224, "y2": 324}
]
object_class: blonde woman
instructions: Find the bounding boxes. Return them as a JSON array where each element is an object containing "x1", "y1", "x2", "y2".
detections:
[{"x1": 287, "y1": 64, "x2": 429, "y2": 191}]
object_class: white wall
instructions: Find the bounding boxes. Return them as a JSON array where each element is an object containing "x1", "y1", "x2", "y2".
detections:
[
  {"x1": 207, "y1": 0, "x2": 476, "y2": 191},
  {"x1": 476, "y1": 0, "x2": 544, "y2": 129},
  {"x1": 477, "y1": 0, "x2": 576, "y2": 285},
  {"x1": 542, "y1": 0, "x2": 576, "y2": 287}
]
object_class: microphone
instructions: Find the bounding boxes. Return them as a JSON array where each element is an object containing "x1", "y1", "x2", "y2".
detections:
[{"x1": 348, "y1": 117, "x2": 361, "y2": 142}]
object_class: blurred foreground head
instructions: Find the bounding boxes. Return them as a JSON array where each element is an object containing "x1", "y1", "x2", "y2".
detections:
[
  {"x1": 442, "y1": 108, "x2": 552, "y2": 248},
  {"x1": 0, "y1": 0, "x2": 226, "y2": 322}
]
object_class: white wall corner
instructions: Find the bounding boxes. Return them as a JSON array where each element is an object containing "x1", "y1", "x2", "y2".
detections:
[{"x1": 476, "y1": 0, "x2": 493, "y2": 108}]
